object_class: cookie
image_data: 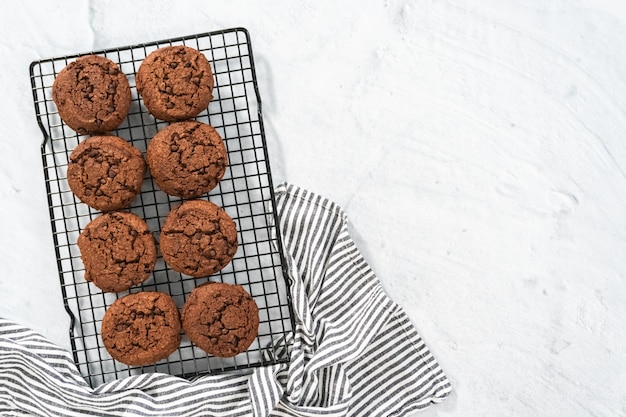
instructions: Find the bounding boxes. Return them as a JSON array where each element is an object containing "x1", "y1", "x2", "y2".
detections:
[
  {"x1": 136, "y1": 45, "x2": 214, "y2": 121},
  {"x1": 78, "y1": 212, "x2": 157, "y2": 292},
  {"x1": 101, "y1": 292, "x2": 181, "y2": 366},
  {"x1": 52, "y1": 55, "x2": 131, "y2": 134},
  {"x1": 67, "y1": 135, "x2": 146, "y2": 212},
  {"x1": 181, "y1": 282, "x2": 258, "y2": 357},
  {"x1": 160, "y1": 200, "x2": 238, "y2": 278},
  {"x1": 147, "y1": 121, "x2": 228, "y2": 199}
]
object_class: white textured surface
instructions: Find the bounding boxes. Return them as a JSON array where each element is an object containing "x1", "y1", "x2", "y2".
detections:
[{"x1": 1, "y1": 1, "x2": 626, "y2": 415}]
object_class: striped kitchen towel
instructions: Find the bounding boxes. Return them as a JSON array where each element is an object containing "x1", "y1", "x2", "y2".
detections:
[{"x1": 0, "y1": 182, "x2": 451, "y2": 416}]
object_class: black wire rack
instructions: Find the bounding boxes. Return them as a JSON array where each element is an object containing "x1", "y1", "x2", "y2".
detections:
[{"x1": 29, "y1": 27, "x2": 294, "y2": 387}]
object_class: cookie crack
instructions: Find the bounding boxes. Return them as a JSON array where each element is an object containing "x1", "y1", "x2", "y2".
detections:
[
  {"x1": 151, "y1": 54, "x2": 206, "y2": 107},
  {"x1": 73, "y1": 65, "x2": 121, "y2": 123},
  {"x1": 73, "y1": 148, "x2": 141, "y2": 200},
  {"x1": 199, "y1": 298, "x2": 250, "y2": 347},
  {"x1": 169, "y1": 132, "x2": 224, "y2": 176}
]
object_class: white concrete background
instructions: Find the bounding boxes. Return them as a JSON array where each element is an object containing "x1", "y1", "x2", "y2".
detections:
[{"x1": 1, "y1": 0, "x2": 626, "y2": 415}]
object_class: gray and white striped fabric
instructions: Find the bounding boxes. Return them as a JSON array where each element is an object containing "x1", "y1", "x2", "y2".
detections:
[{"x1": 0, "y1": 182, "x2": 451, "y2": 416}]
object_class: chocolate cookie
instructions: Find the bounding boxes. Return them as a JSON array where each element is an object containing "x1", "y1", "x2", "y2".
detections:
[
  {"x1": 101, "y1": 292, "x2": 181, "y2": 366},
  {"x1": 181, "y1": 282, "x2": 258, "y2": 357},
  {"x1": 67, "y1": 135, "x2": 146, "y2": 212},
  {"x1": 52, "y1": 55, "x2": 131, "y2": 134},
  {"x1": 160, "y1": 200, "x2": 238, "y2": 278},
  {"x1": 78, "y1": 212, "x2": 157, "y2": 292},
  {"x1": 136, "y1": 46, "x2": 214, "y2": 121},
  {"x1": 147, "y1": 121, "x2": 227, "y2": 199}
]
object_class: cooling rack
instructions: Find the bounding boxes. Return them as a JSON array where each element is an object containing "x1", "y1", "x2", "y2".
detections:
[{"x1": 30, "y1": 27, "x2": 294, "y2": 387}]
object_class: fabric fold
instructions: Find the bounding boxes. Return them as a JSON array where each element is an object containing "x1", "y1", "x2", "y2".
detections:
[{"x1": 0, "y1": 182, "x2": 451, "y2": 417}]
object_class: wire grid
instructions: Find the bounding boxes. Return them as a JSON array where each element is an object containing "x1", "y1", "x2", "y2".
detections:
[{"x1": 30, "y1": 28, "x2": 294, "y2": 387}]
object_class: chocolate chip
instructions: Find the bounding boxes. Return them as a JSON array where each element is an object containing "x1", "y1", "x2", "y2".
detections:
[
  {"x1": 154, "y1": 308, "x2": 162, "y2": 315},
  {"x1": 108, "y1": 168, "x2": 118, "y2": 178},
  {"x1": 210, "y1": 337, "x2": 218, "y2": 344},
  {"x1": 107, "y1": 106, "x2": 115, "y2": 113},
  {"x1": 184, "y1": 62, "x2": 191, "y2": 68},
  {"x1": 166, "y1": 102, "x2": 174, "y2": 109},
  {"x1": 190, "y1": 77, "x2": 200, "y2": 85},
  {"x1": 209, "y1": 249, "x2": 216, "y2": 257},
  {"x1": 169, "y1": 62, "x2": 178, "y2": 69},
  {"x1": 165, "y1": 86, "x2": 173, "y2": 94},
  {"x1": 194, "y1": 232, "x2": 202, "y2": 239},
  {"x1": 87, "y1": 85, "x2": 94, "y2": 93},
  {"x1": 84, "y1": 189, "x2": 92, "y2": 196},
  {"x1": 99, "y1": 178, "x2": 107, "y2": 185},
  {"x1": 130, "y1": 229, "x2": 138, "y2": 236},
  {"x1": 170, "y1": 144, "x2": 178, "y2": 152},
  {"x1": 95, "y1": 189, "x2": 103, "y2": 196},
  {"x1": 115, "y1": 324, "x2": 126, "y2": 332}
]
